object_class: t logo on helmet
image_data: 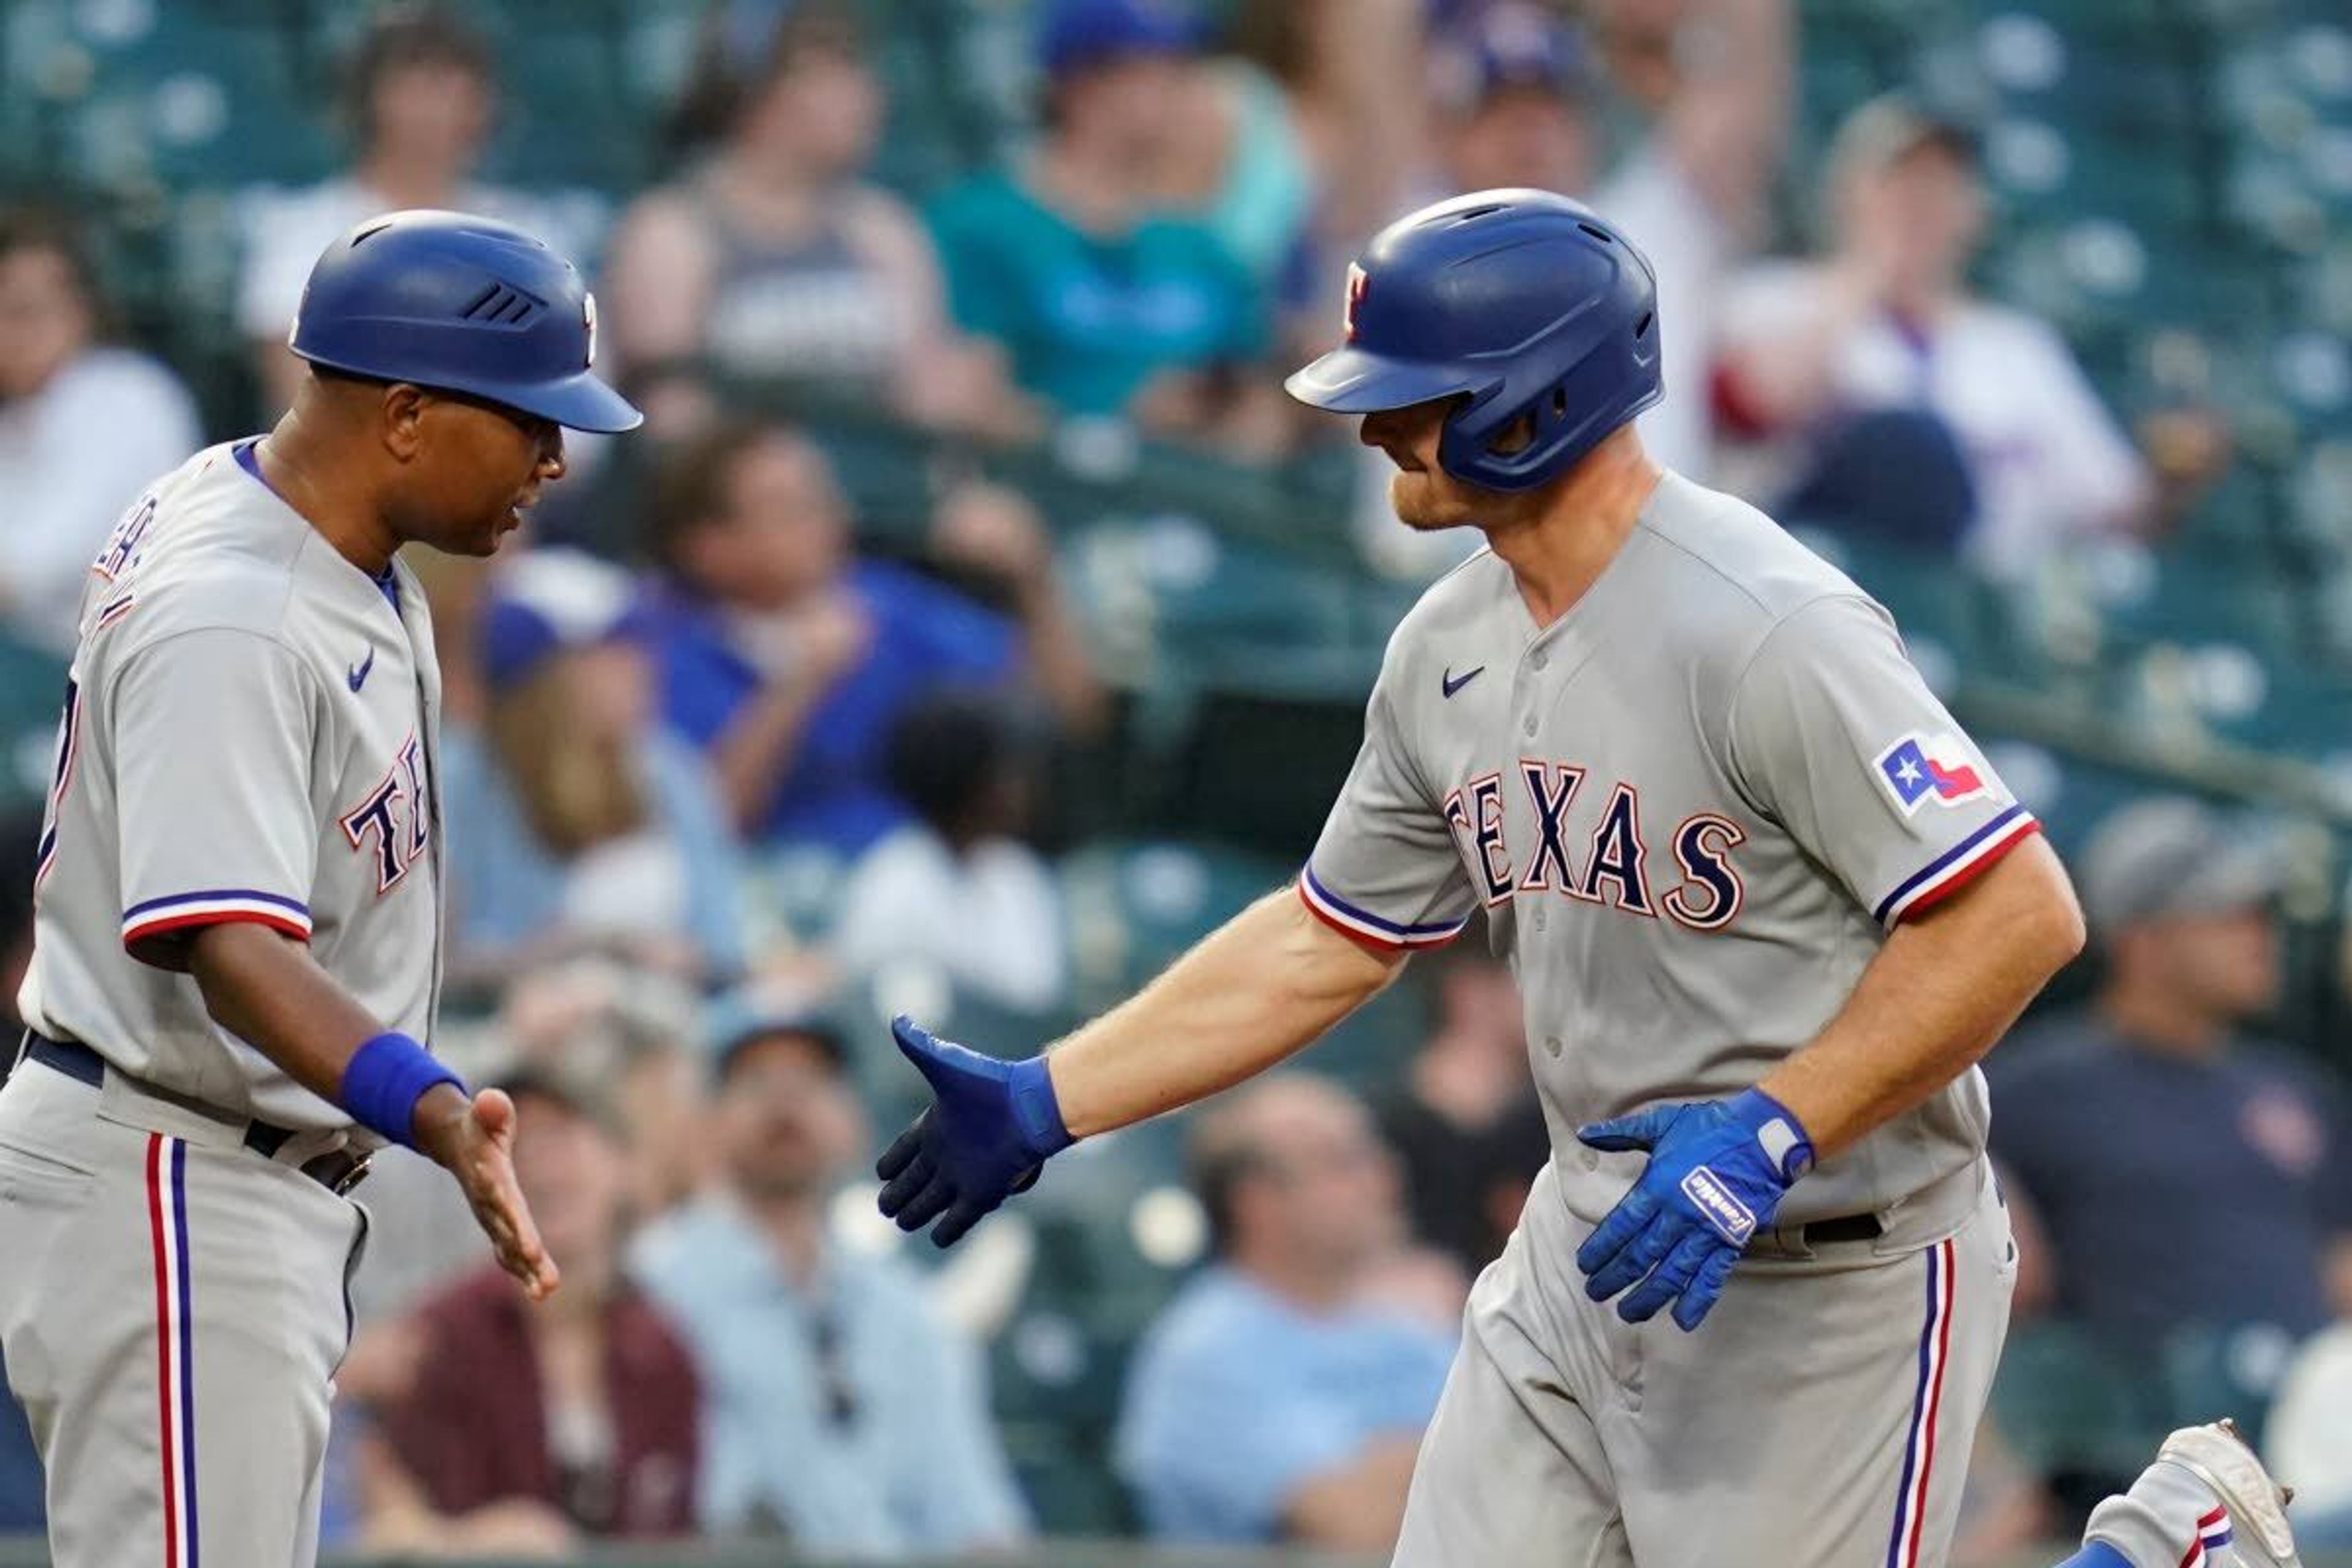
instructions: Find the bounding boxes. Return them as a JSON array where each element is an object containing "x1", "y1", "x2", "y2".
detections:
[{"x1": 1344, "y1": 264, "x2": 1369, "y2": 342}]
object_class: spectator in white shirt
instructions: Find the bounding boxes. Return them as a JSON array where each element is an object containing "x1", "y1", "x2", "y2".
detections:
[
  {"x1": 2263, "y1": 1321, "x2": 2352, "y2": 1547},
  {"x1": 1712, "y1": 94, "x2": 2225, "y2": 578},
  {"x1": 0, "y1": 210, "x2": 202, "y2": 654},
  {"x1": 831, "y1": 690, "x2": 1066, "y2": 1014},
  {"x1": 237, "y1": 7, "x2": 597, "y2": 415}
]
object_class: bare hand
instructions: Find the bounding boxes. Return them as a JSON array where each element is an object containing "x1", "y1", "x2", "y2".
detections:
[
  {"x1": 2139, "y1": 407, "x2": 2232, "y2": 489},
  {"x1": 931, "y1": 482, "x2": 1054, "y2": 587},
  {"x1": 414, "y1": 1085, "x2": 560, "y2": 1302},
  {"x1": 451, "y1": 1497, "x2": 581, "y2": 1554},
  {"x1": 897, "y1": 338, "x2": 1044, "y2": 443},
  {"x1": 786, "y1": 592, "x2": 874, "y2": 685}
]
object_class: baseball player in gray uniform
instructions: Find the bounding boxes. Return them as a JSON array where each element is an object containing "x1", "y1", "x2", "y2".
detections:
[
  {"x1": 873, "y1": 189, "x2": 2089, "y2": 1567},
  {"x1": 0, "y1": 210, "x2": 639, "y2": 1567}
]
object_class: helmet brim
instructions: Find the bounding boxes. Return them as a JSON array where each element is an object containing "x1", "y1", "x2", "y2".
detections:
[
  {"x1": 472, "y1": 369, "x2": 645, "y2": 435},
  {"x1": 1283, "y1": 345, "x2": 1484, "y2": 413},
  {"x1": 291, "y1": 346, "x2": 648, "y2": 435}
]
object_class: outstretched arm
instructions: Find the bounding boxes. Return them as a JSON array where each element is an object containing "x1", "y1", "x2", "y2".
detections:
[
  {"x1": 878, "y1": 886, "x2": 1404, "y2": 1244},
  {"x1": 1049, "y1": 886, "x2": 1404, "y2": 1137}
]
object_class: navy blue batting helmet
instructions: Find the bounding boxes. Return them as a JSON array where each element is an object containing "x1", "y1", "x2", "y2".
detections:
[
  {"x1": 1286, "y1": 189, "x2": 1660, "y2": 491},
  {"x1": 290, "y1": 209, "x2": 642, "y2": 435}
]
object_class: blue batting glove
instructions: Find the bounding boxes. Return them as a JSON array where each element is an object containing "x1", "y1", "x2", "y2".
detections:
[
  {"x1": 875, "y1": 1016, "x2": 1072, "y2": 1248},
  {"x1": 1572, "y1": 1088, "x2": 1814, "y2": 1332}
]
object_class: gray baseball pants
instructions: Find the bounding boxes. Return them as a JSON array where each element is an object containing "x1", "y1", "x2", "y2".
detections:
[{"x1": 0, "y1": 1054, "x2": 366, "y2": 1567}]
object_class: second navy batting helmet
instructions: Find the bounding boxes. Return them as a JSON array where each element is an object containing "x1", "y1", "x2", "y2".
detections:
[
  {"x1": 290, "y1": 209, "x2": 643, "y2": 434},
  {"x1": 1286, "y1": 188, "x2": 1660, "y2": 492}
]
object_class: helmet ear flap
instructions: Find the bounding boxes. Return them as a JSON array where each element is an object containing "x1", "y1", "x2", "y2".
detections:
[{"x1": 1479, "y1": 383, "x2": 1573, "y2": 459}]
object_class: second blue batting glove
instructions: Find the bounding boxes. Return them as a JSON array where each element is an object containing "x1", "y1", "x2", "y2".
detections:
[
  {"x1": 1572, "y1": 1088, "x2": 1814, "y2": 1332},
  {"x1": 875, "y1": 1016, "x2": 1072, "y2": 1248}
]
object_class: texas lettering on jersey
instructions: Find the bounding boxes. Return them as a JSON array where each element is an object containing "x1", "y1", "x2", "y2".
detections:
[
  {"x1": 1441, "y1": 761, "x2": 1747, "y2": 932},
  {"x1": 339, "y1": 733, "x2": 431, "y2": 894}
]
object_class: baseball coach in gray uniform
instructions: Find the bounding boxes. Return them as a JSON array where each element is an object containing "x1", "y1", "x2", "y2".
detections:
[
  {"x1": 0, "y1": 210, "x2": 640, "y2": 1567},
  {"x1": 872, "y1": 189, "x2": 2086, "y2": 1567}
]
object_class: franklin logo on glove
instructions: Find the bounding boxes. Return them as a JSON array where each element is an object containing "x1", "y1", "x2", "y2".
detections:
[{"x1": 1678, "y1": 1168, "x2": 1758, "y2": 1246}]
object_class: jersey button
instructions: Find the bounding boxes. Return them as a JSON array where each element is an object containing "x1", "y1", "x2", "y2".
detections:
[
  {"x1": 1531, "y1": 650, "x2": 1548, "y2": 671},
  {"x1": 1522, "y1": 715, "x2": 1537, "y2": 737},
  {"x1": 1533, "y1": 908, "x2": 1548, "y2": 931},
  {"x1": 1544, "y1": 1034, "x2": 1562, "y2": 1058},
  {"x1": 1580, "y1": 1146, "x2": 1599, "y2": 1171}
]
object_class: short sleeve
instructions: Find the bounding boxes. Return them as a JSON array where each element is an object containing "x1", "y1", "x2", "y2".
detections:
[
  {"x1": 1298, "y1": 665, "x2": 1474, "y2": 953},
  {"x1": 1728, "y1": 595, "x2": 2041, "y2": 927},
  {"x1": 1210, "y1": 242, "x2": 1272, "y2": 365},
  {"x1": 889, "y1": 570, "x2": 1015, "y2": 680},
  {"x1": 113, "y1": 628, "x2": 321, "y2": 966},
  {"x1": 927, "y1": 185, "x2": 1021, "y2": 344},
  {"x1": 2019, "y1": 320, "x2": 2152, "y2": 531}
]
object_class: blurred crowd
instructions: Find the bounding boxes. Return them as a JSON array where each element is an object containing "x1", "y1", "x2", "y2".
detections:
[{"x1": 0, "y1": 0, "x2": 2341, "y2": 1559}]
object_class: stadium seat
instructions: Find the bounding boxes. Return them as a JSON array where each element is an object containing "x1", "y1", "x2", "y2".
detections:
[
  {"x1": 1992, "y1": 1321, "x2": 2173, "y2": 1480},
  {"x1": 15, "y1": 2, "x2": 332, "y2": 194},
  {"x1": 1058, "y1": 838, "x2": 1292, "y2": 1005},
  {"x1": 2160, "y1": 1321, "x2": 2298, "y2": 1453},
  {"x1": 2092, "y1": 544, "x2": 2303, "y2": 666}
]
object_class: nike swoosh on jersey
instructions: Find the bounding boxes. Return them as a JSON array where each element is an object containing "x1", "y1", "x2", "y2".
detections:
[
  {"x1": 347, "y1": 648, "x2": 375, "y2": 692},
  {"x1": 1441, "y1": 665, "x2": 1485, "y2": 699}
]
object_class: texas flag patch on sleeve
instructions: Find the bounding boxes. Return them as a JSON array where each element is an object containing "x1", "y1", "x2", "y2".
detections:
[{"x1": 1875, "y1": 732, "x2": 1989, "y2": 815}]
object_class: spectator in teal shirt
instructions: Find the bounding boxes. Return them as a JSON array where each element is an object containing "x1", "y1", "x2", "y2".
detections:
[{"x1": 928, "y1": 0, "x2": 1287, "y2": 452}]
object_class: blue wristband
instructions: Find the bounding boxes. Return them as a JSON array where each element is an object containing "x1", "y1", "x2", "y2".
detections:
[
  {"x1": 340, "y1": 1031, "x2": 464, "y2": 1150},
  {"x1": 1006, "y1": 1054, "x2": 1074, "y2": 1161}
]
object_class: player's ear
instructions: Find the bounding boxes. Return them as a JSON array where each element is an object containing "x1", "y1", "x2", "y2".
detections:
[{"x1": 380, "y1": 382, "x2": 429, "y2": 462}]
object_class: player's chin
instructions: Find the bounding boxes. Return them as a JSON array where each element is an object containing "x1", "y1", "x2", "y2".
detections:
[
  {"x1": 469, "y1": 508, "x2": 529, "y2": 557},
  {"x1": 1389, "y1": 477, "x2": 1478, "y2": 533}
]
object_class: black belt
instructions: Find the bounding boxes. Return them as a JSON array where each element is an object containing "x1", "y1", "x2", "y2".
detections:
[
  {"x1": 21, "y1": 1032, "x2": 370, "y2": 1196},
  {"x1": 1800, "y1": 1212, "x2": 1884, "y2": 1245}
]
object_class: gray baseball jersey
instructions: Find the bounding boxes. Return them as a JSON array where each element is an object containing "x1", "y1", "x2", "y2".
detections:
[
  {"x1": 17, "y1": 438, "x2": 446, "y2": 1131},
  {"x1": 1301, "y1": 470, "x2": 2040, "y2": 1228}
]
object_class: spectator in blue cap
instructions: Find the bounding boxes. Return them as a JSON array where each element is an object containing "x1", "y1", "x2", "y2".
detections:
[
  {"x1": 437, "y1": 548, "x2": 746, "y2": 987},
  {"x1": 927, "y1": 0, "x2": 1291, "y2": 454},
  {"x1": 1036, "y1": 0, "x2": 1197, "y2": 75}
]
